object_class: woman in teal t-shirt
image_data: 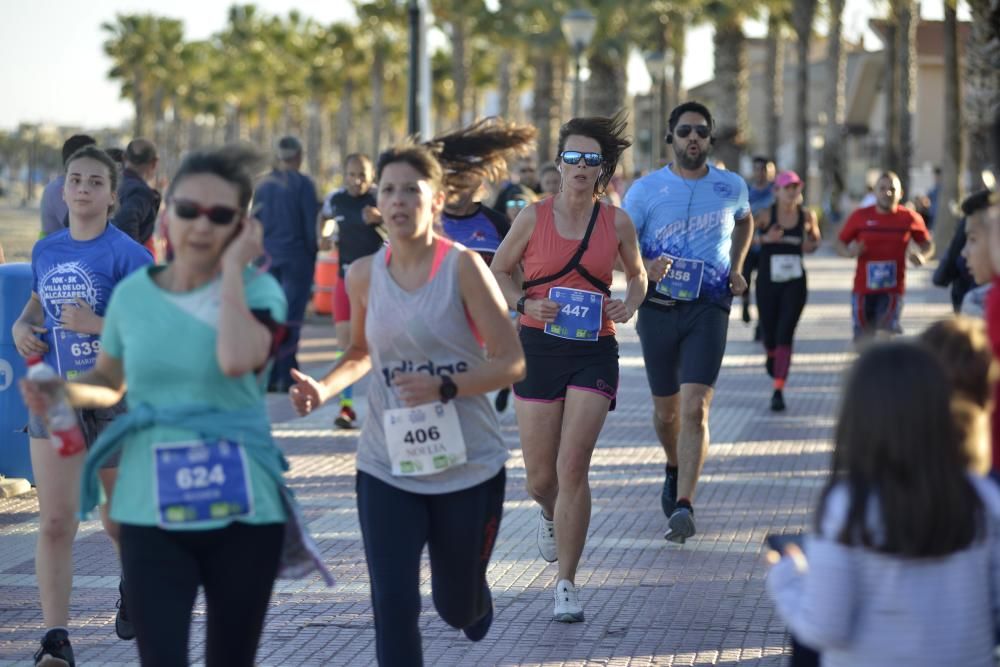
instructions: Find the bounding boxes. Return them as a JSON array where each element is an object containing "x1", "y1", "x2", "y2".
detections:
[{"x1": 22, "y1": 146, "x2": 306, "y2": 666}]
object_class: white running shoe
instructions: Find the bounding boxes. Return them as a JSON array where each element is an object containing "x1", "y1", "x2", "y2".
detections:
[
  {"x1": 553, "y1": 579, "x2": 584, "y2": 623},
  {"x1": 536, "y1": 511, "x2": 557, "y2": 562}
]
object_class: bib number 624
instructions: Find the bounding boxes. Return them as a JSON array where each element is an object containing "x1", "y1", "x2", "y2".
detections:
[{"x1": 403, "y1": 426, "x2": 441, "y2": 445}]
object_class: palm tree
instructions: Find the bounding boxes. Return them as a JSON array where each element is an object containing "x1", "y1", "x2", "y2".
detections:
[
  {"x1": 707, "y1": 1, "x2": 750, "y2": 170},
  {"x1": 893, "y1": 0, "x2": 918, "y2": 195},
  {"x1": 936, "y1": 0, "x2": 962, "y2": 246},
  {"x1": 791, "y1": 0, "x2": 816, "y2": 179},
  {"x1": 764, "y1": 7, "x2": 786, "y2": 161},
  {"x1": 963, "y1": 0, "x2": 1000, "y2": 191}
]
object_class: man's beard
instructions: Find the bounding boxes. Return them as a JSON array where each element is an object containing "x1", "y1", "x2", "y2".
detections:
[{"x1": 675, "y1": 146, "x2": 708, "y2": 171}]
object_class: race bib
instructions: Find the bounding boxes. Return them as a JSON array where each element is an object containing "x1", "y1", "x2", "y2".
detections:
[
  {"x1": 384, "y1": 402, "x2": 466, "y2": 476},
  {"x1": 770, "y1": 254, "x2": 804, "y2": 283},
  {"x1": 866, "y1": 260, "x2": 898, "y2": 290},
  {"x1": 154, "y1": 439, "x2": 253, "y2": 525},
  {"x1": 655, "y1": 256, "x2": 704, "y2": 301},
  {"x1": 544, "y1": 287, "x2": 603, "y2": 342},
  {"x1": 51, "y1": 327, "x2": 100, "y2": 379}
]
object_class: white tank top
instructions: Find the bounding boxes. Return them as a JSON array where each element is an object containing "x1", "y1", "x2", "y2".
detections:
[{"x1": 356, "y1": 241, "x2": 508, "y2": 493}]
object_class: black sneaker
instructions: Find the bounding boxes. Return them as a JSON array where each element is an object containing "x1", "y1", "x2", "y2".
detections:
[
  {"x1": 660, "y1": 465, "x2": 678, "y2": 518},
  {"x1": 462, "y1": 588, "x2": 494, "y2": 641},
  {"x1": 741, "y1": 301, "x2": 751, "y2": 324},
  {"x1": 34, "y1": 628, "x2": 74, "y2": 667},
  {"x1": 115, "y1": 578, "x2": 135, "y2": 641},
  {"x1": 494, "y1": 387, "x2": 511, "y2": 413},
  {"x1": 664, "y1": 506, "x2": 696, "y2": 544},
  {"x1": 771, "y1": 389, "x2": 786, "y2": 412},
  {"x1": 334, "y1": 405, "x2": 357, "y2": 429}
]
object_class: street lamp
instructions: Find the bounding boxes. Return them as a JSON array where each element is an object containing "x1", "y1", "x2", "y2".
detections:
[
  {"x1": 644, "y1": 51, "x2": 667, "y2": 170},
  {"x1": 561, "y1": 8, "x2": 597, "y2": 118}
]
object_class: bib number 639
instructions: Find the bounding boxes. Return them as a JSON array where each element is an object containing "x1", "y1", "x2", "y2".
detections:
[{"x1": 71, "y1": 340, "x2": 101, "y2": 358}]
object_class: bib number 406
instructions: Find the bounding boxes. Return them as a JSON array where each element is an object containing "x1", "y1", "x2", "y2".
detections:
[{"x1": 403, "y1": 426, "x2": 441, "y2": 445}]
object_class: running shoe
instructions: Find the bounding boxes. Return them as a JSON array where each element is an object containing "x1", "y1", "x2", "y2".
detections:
[
  {"x1": 741, "y1": 301, "x2": 751, "y2": 323},
  {"x1": 34, "y1": 629, "x2": 74, "y2": 667},
  {"x1": 771, "y1": 389, "x2": 786, "y2": 412},
  {"x1": 553, "y1": 579, "x2": 584, "y2": 623},
  {"x1": 334, "y1": 405, "x2": 357, "y2": 429},
  {"x1": 536, "y1": 510, "x2": 557, "y2": 562},
  {"x1": 664, "y1": 506, "x2": 696, "y2": 544},
  {"x1": 115, "y1": 577, "x2": 135, "y2": 640},
  {"x1": 753, "y1": 323, "x2": 762, "y2": 341},
  {"x1": 494, "y1": 387, "x2": 511, "y2": 413},
  {"x1": 660, "y1": 465, "x2": 679, "y2": 518},
  {"x1": 462, "y1": 590, "x2": 494, "y2": 641}
]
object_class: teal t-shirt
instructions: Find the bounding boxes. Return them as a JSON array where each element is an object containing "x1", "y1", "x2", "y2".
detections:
[{"x1": 100, "y1": 265, "x2": 289, "y2": 529}]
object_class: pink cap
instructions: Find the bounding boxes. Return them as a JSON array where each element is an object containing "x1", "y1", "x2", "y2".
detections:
[{"x1": 774, "y1": 170, "x2": 802, "y2": 188}]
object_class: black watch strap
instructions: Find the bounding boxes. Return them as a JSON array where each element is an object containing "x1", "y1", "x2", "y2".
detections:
[
  {"x1": 516, "y1": 296, "x2": 527, "y2": 314},
  {"x1": 439, "y1": 374, "x2": 458, "y2": 404}
]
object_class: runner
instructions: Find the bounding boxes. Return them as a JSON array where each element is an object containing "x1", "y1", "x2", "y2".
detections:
[
  {"x1": 12, "y1": 145, "x2": 152, "y2": 665},
  {"x1": 622, "y1": 101, "x2": 754, "y2": 543},
  {"x1": 434, "y1": 118, "x2": 536, "y2": 413},
  {"x1": 743, "y1": 156, "x2": 776, "y2": 336},
  {"x1": 21, "y1": 145, "x2": 331, "y2": 666},
  {"x1": 835, "y1": 171, "x2": 934, "y2": 340},
  {"x1": 319, "y1": 153, "x2": 383, "y2": 429},
  {"x1": 491, "y1": 112, "x2": 653, "y2": 622},
  {"x1": 754, "y1": 170, "x2": 821, "y2": 411},
  {"x1": 957, "y1": 190, "x2": 995, "y2": 318},
  {"x1": 289, "y1": 143, "x2": 524, "y2": 664}
]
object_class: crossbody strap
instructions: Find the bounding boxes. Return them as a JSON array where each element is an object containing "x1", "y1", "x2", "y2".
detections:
[{"x1": 522, "y1": 202, "x2": 611, "y2": 296}]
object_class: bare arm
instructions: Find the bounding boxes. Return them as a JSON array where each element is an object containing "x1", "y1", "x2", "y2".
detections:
[
  {"x1": 605, "y1": 209, "x2": 648, "y2": 322},
  {"x1": 490, "y1": 204, "x2": 559, "y2": 323},
  {"x1": 729, "y1": 214, "x2": 754, "y2": 274},
  {"x1": 65, "y1": 352, "x2": 127, "y2": 408},
  {"x1": 290, "y1": 257, "x2": 373, "y2": 414},
  {"x1": 216, "y1": 219, "x2": 274, "y2": 377},
  {"x1": 802, "y1": 209, "x2": 822, "y2": 254},
  {"x1": 12, "y1": 293, "x2": 48, "y2": 357},
  {"x1": 834, "y1": 239, "x2": 862, "y2": 258}
]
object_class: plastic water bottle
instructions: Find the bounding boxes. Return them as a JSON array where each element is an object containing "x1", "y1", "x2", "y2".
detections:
[{"x1": 25, "y1": 356, "x2": 85, "y2": 457}]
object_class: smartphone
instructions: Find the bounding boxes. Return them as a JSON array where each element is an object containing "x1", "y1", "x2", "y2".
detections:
[{"x1": 765, "y1": 533, "x2": 805, "y2": 554}]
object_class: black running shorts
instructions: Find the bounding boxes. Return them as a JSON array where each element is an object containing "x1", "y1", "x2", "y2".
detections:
[
  {"x1": 635, "y1": 301, "x2": 730, "y2": 396},
  {"x1": 513, "y1": 326, "x2": 619, "y2": 409}
]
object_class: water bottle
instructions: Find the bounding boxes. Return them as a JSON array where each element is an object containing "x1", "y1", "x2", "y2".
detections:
[{"x1": 25, "y1": 356, "x2": 85, "y2": 457}]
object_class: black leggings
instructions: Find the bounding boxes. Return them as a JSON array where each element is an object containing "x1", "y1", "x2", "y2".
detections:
[
  {"x1": 119, "y1": 522, "x2": 284, "y2": 667},
  {"x1": 756, "y1": 277, "x2": 807, "y2": 381},
  {"x1": 356, "y1": 469, "x2": 506, "y2": 667}
]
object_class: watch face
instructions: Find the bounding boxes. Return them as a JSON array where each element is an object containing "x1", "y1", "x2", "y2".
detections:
[{"x1": 441, "y1": 376, "x2": 458, "y2": 400}]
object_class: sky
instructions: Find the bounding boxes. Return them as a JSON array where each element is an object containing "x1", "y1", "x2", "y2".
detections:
[{"x1": 0, "y1": 0, "x2": 953, "y2": 132}]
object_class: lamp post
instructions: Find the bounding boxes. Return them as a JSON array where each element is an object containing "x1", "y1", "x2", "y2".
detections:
[
  {"x1": 561, "y1": 9, "x2": 597, "y2": 118},
  {"x1": 644, "y1": 51, "x2": 667, "y2": 170}
]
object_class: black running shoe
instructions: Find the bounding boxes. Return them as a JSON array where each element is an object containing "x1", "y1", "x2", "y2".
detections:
[
  {"x1": 771, "y1": 389, "x2": 786, "y2": 412},
  {"x1": 741, "y1": 302, "x2": 751, "y2": 324},
  {"x1": 462, "y1": 588, "x2": 494, "y2": 641},
  {"x1": 115, "y1": 577, "x2": 135, "y2": 641},
  {"x1": 494, "y1": 387, "x2": 511, "y2": 413},
  {"x1": 334, "y1": 405, "x2": 357, "y2": 429},
  {"x1": 34, "y1": 628, "x2": 74, "y2": 667},
  {"x1": 660, "y1": 465, "x2": 678, "y2": 518}
]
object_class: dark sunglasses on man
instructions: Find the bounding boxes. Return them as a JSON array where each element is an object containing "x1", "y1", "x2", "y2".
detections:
[
  {"x1": 170, "y1": 198, "x2": 242, "y2": 225},
  {"x1": 674, "y1": 124, "x2": 711, "y2": 139},
  {"x1": 560, "y1": 151, "x2": 603, "y2": 167}
]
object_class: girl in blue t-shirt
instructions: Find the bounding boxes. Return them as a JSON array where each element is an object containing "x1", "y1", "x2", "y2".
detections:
[{"x1": 13, "y1": 145, "x2": 152, "y2": 664}]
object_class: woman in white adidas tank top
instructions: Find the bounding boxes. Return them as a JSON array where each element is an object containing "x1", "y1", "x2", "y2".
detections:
[{"x1": 289, "y1": 144, "x2": 524, "y2": 665}]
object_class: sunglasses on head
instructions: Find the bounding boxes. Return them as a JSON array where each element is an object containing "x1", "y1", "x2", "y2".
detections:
[
  {"x1": 674, "y1": 124, "x2": 711, "y2": 139},
  {"x1": 170, "y1": 198, "x2": 242, "y2": 225},
  {"x1": 560, "y1": 151, "x2": 603, "y2": 167}
]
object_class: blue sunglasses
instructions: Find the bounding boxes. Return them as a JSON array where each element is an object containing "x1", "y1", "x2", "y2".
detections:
[{"x1": 560, "y1": 151, "x2": 603, "y2": 167}]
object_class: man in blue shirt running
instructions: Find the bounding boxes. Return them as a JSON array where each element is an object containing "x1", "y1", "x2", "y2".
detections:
[
  {"x1": 623, "y1": 101, "x2": 754, "y2": 544},
  {"x1": 255, "y1": 136, "x2": 320, "y2": 392}
]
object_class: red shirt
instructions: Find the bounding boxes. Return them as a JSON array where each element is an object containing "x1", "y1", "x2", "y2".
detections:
[
  {"x1": 986, "y1": 278, "x2": 1000, "y2": 473},
  {"x1": 838, "y1": 205, "x2": 930, "y2": 295},
  {"x1": 520, "y1": 198, "x2": 619, "y2": 336}
]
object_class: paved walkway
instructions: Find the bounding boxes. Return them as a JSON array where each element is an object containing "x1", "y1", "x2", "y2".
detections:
[{"x1": 0, "y1": 251, "x2": 952, "y2": 666}]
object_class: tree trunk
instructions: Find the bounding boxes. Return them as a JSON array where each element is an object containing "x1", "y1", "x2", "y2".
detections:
[
  {"x1": 963, "y1": 0, "x2": 1000, "y2": 192},
  {"x1": 712, "y1": 17, "x2": 748, "y2": 170},
  {"x1": 531, "y1": 53, "x2": 557, "y2": 164},
  {"x1": 671, "y1": 21, "x2": 685, "y2": 110},
  {"x1": 895, "y1": 0, "x2": 918, "y2": 194},
  {"x1": 337, "y1": 78, "x2": 354, "y2": 163},
  {"x1": 584, "y1": 49, "x2": 627, "y2": 117},
  {"x1": 371, "y1": 48, "x2": 385, "y2": 156},
  {"x1": 822, "y1": 0, "x2": 847, "y2": 228},
  {"x1": 307, "y1": 97, "x2": 323, "y2": 178},
  {"x1": 255, "y1": 98, "x2": 269, "y2": 149},
  {"x1": 132, "y1": 71, "x2": 146, "y2": 138},
  {"x1": 765, "y1": 12, "x2": 785, "y2": 160},
  {"x1": 498, "y1": 56, "x2": 512, "y2": 120},
  {"x1": 883, "y1": 21, "x2": 899, "y2": 176},
  {"x1": 792, "y1": 0, "x2": 816, "y2": 181},
  {"x1": 224, "y1": 103, "x2": 241, "y2": 144},
  {"x1": 937, "y1": 0, "x2": 962, "y2": 248},
  {"x1": 450, "y1": 20, "x2": 467, "y2": 125}
]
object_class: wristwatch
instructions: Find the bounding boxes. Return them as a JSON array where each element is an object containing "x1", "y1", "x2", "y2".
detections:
[
  {"x1": 516, "y1": 296, "x2": 527, "y2": 314},
  {"x1": 439, "y1": 375, "x2": 458, "y2": 404}
]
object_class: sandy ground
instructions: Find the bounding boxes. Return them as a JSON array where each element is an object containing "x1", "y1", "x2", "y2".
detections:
[{"x1": 0, "y1": 204, "x2": 39, "y2": 263}]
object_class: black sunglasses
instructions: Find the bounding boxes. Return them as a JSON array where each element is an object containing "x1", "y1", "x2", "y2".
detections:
[
  {"x1": 674, "y1": 124, "x2": 711, "y2": 139},
  {"x1": 560, "y1": 151, "x2": 603, "y2": 167},
  {"x1": 170, "y1": 198, "x2": 241, "y2": 225}
]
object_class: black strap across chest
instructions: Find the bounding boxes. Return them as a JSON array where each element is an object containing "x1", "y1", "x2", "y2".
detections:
[{"x1": 522, "y1": 202, "x2": 611, "y2": 297}]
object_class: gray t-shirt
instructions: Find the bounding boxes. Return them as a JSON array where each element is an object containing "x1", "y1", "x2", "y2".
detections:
[
  {"x1": 40, "y1": 176, "x2": 67, "y2": 236},
  {"x1": 356, "y1": 243, "x2": 508, "y2": 493}
]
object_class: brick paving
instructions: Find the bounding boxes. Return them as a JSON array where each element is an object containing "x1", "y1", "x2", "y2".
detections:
[{"x1": 0, "y1": 251, "x2": 952, "y2": 666}]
